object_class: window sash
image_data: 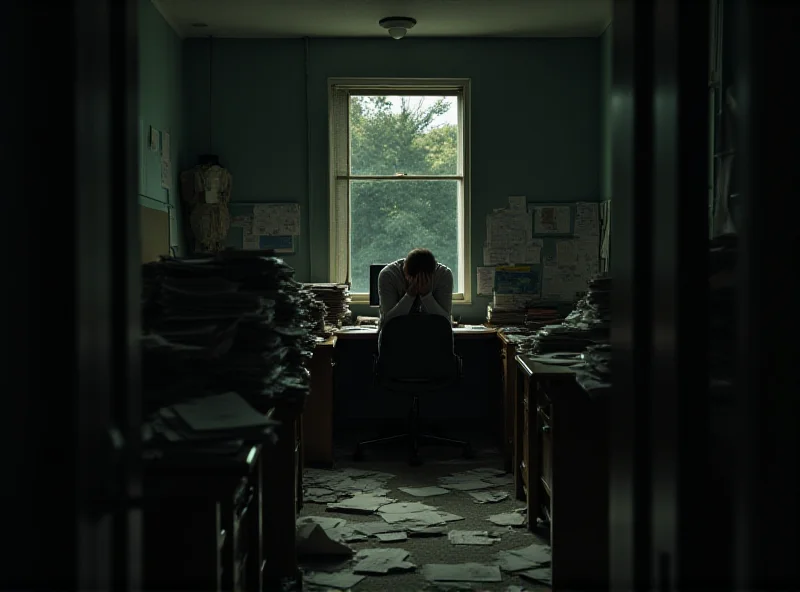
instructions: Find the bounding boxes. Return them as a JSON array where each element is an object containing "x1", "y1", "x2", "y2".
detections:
[{"x1": 329, "y1": 79, "x2": 471, "y2": 302}]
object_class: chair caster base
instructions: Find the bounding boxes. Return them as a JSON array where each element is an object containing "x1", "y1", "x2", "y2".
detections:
[
  {"x1": 353, "y1": 447, "x2": 365, "y2": 462},
  {"x1": 408, "y1": 452, "x2": 422, "y2": 466}
]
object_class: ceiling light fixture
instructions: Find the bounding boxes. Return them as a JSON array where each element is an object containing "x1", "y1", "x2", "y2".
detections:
[{"x1": 379, "y1": 16, "x2": 417, "y2": 40}]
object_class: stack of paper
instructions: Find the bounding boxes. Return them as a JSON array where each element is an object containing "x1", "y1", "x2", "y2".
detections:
[
  {"x1": 303, "y1": 283, "x2": 351, "y2": 328},
  {"x1": 141, "y1": 254, "x2": 319, "y2": 434}
]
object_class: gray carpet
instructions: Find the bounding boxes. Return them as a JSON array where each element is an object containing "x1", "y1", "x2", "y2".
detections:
[{"x1": 297, "y1": 442, "x2": 550, "y2": 591}]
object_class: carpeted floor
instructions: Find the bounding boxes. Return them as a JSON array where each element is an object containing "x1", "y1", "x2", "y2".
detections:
[{"x1": 297, "y1": 438, "x2": 550, "y2": 591}]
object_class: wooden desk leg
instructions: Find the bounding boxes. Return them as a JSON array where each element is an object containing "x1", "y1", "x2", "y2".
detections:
[
  {"x1": 504, "y1": 343, "x2": 517, "y2": 474},
  {"x1": 302, "y1": 345, "x2": 334, "y2": 467},
  {"x1": 262, "y1": 411, "x2": 301, "y2": 590}
]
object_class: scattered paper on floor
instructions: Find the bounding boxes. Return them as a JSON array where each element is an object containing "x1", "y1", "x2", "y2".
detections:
[
  {"x1": 468, "y1": 490, "x2": 509, "y2": 504},
  {"x1": 447, "y1": 530, "x2": 500, "y2": 545},
  {"x1": 398, "y1": 486, "x2": 450, "y2": 497},
  {"x1": 407, "y1": 525, "x2": 447, "y2": 537},
  {"x1": 326, "y1": 494, "x2": 395, "y2": 514},
  {"x1": 297, "y1": 516, "x2": 346, "y2": 531},
  {"x1": 381, "y1": 509, "x2": 464, "y2": 526},
  {"x1": 350, "y1": 522, "x2": 405, "y2": 536},
  {"x1": 440, "y1": 480, "x2": 494, "y2": 491},
  {"x1": 296, "y1": 523, "x2": 352, "y2": 557},
  {"x1": 303, "y1": 570, "x2": 364, "y2": 589},
  {"x1": 422, "y1": 563, "x2": 503, "y2": 583},
  {"x1": 353, "y1": 548, "x2": 415, "y2": 575},
  {"x1": 495, "y1": 543, "x2": 552, "y2": 572},
  {"x1": 378, "y1": 501, "x2": 436, "y2": 514},
  {"x1": 519, "y1": 566, "x2": 552, "y2": 585},
  {"x1": 484, "y1": 474, "x2": 515, "y2": 486},
  {"x1": 487, "y1": 511, "x2": 526, "y2": 526},
  {"x1": 376, "y1": 531, "x2": 407, "y2": 542}
]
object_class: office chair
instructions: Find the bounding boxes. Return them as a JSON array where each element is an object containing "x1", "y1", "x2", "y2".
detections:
[{"x1": 353, "y1": 314, "x2": 473, "y2": 466}]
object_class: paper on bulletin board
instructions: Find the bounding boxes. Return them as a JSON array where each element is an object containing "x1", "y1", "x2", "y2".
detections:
[
  {"x1": 253, "y1": 203, "x2": 301, "y2": 236},
  {"x1": 149, "y1": 127, "x2": 159, "y2": 152},
  {"x1": 555, "y1": 239, "x2": 578, "y2": 266},
  {"x1": 243, "y1": 235, "x2": 260, "y2": 250},
  {"x1": 508, "y1": 195, "x2": 527, "y2": 211},
  {"x1": 574, "y1": 202, "x2": 600, "y2": 237},
  {"x1": 533, "y1": 205, "x2": 571, "y2": 235},
  {"x1": 259, "y1": 235, "x2": 294, "y2": 253},
  {"x1": 231, "y1": 215, "x2": 252, "y2": 228},
  {"x1": 542, "y1": 265, "x2": 587, "y2": 302},
  {"x1": 477, "y1": 267, "x2": 496, "y2": 295},
  {"x1": 494, "y1": 265, "x2": 540, "y2": 296},
  {"x1": 483, "y1": 246, "x2": 510, "y2": 266}
]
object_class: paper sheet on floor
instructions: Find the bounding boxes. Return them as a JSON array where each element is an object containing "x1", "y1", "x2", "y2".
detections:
[
  {"x1": 380, "y1": 509, "x2": 464, "y2": 526},
  {"x1": 296, "y1": 523, "x2": 353, "y2": 557},
  {"x1": 494, "y1": 543, "x2": 552, "y2": 572},
  {"x1": 377, "y1": 502, "x2": 436, "y2": 514},
  {"x1": 297, "y1": 515, "x2": 346, "y2": 531},
  {"x1": 439, "y1": 480, "x2": 494, "y2": 491},
  {"x1": 487, "y1": 511, "x2": 527, "y2": 526},
  {"x1": 303, "y1": 570, "x2": 364, "y2": 589},
  {"x1": 326, "y1": 494, "x2": 395, "y2": 513},
  {"x1": 468, "y1": 490, "x2": 509, "y2": 503},
  {"x1": 398, "y1": 486, "x2": 450, "y2": 497},
  {"x1": 353, "y1": 548, "x2": 415, "y2": 574},
  {"x1": 376, "y1": 531, "x2": 407, "y2": 542},
  {"x1": 350, "y1": 522, "x2": 405, "y2": 536},
  {"x1": 447, "y1": 530, "x2": 500, "y2": 545},
  {"x1": 422, "y1": 563, "x2": 503, "y2": 583},
  {"x1": 519, "y1": 566, "x2": 552, "y2": 585}
]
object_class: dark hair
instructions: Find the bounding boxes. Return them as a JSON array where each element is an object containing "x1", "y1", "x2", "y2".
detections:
[{"x1": 404, "y1": 248, "x2": 436, "y2": 277}]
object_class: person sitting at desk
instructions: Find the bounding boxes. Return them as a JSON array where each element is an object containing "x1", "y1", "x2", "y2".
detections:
[{"x1": 377, "y1": 248, "x2": 453, "y2": 342}]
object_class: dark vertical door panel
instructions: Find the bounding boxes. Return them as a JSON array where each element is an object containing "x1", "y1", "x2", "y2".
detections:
[
  {"x1": 2, "y1": 0, "x2": 141, "y2": 589},
  {"x1": 609, "y1": 1, "x2": 655, "y2": 589}
]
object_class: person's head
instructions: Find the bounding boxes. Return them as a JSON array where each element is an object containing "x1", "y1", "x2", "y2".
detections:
[{"x1": 403, "y1": 248, "x2": 437, "y2": 281}]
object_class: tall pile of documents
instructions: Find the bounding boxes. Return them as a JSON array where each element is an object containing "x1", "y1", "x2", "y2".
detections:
[
  {"x1": 140, "y1": 254, "x2": 315, "y2": 420},
  {"x1": 567, "y1": 276, "x2": 613, "y2": 396},
  {"x1": 304, "y1": 283, "x2": 351, "y2": 328}
]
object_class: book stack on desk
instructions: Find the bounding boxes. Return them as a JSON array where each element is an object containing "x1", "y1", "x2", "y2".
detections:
[
  {"x1": 141, "y1": 255, "x2": 315, "y2": 421},
  {"x1": 303, "y1": 283, "x2": 351, "y2": 329}
]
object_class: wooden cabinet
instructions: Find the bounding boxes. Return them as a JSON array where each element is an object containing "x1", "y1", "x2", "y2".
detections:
[
  {"x1": 302, "y1": 338, "x2": 336, "y2": 466},
  {"x1": 142, "y1": 444, "x2": 263, "y2": 592},
  {"x1": 514, "y1": 355, "x2": 610, "y2": 591}
]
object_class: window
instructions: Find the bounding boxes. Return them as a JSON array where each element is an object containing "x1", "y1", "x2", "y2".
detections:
[{"x1": 329, "y1": 79, "x2": 471, "y2": 302}]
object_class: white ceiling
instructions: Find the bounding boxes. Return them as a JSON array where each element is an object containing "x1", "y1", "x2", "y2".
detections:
[{"x1": 152, "y1": 0, "x2": 612, "y2": 39}]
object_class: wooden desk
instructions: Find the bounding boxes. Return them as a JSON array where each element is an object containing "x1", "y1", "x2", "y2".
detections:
[
  {"x1": 302, "y1": 327, "x2": 499, "y2": 464},
  {"x1": 142, "y1": 443, "x2": 263, "y2": 592},
  {"x1": 514, "y1": 355, "x2": 609, "y2": 591}
]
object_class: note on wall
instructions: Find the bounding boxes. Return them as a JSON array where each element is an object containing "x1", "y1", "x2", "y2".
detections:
[
  {"x1": 160, "y1": 158, "x2": 172, "y2": 190},
  {"x1": 149, "y1": 127, "x2": 159, "y2": 152},
  {"x1": 533, "y1": 205, "x2": 571, "y2": 235},
  {"x1": 252, "y1": 203, "x2": 301, "y2": 236},
  {"x1": 574, "y1": 202, "x2": 600, "y2": 237},
  {"x1": 542, "y1": 265, "x2": 588, "y2": 301},
  {"x1": 483, "y1": 246, "x2": 510, "y2": 266},
  {"x1": 555, "y1": 239, "x2": 578, "y2": 266},
  {"x1": 231, "y1": 215, "x2": 252, "y2": 228},
  {"x1": 477, "y1": 267, "x2": 496, "y2": 295}
]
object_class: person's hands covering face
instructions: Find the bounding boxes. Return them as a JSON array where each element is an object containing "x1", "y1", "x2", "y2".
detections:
[{"x1": 415, "y1": 272, "x2": 432, "y2": 296}]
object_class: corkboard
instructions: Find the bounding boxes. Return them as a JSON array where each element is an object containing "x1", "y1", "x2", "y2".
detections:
[{"x1": 140, "y1": 205, "x2": 170, "y2": 264}]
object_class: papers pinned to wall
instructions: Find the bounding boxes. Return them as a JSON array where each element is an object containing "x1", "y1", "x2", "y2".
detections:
[
  {"x1": 480, "y1": 198, "x2": 602, "y2": 304},
  {"x1": 253, "y1": 203, "x2": 301, "y2": 236}
]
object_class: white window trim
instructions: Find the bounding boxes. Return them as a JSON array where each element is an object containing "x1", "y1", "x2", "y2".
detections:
[{"x1": 328, "y1": 77, "x2": 472, "y2": 305}]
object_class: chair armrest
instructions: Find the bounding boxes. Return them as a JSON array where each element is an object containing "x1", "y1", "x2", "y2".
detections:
[
  {"x1": 373, "y1": 353, "x2": 380, "y2": 386},
  {"x1": 456, "y1": 354, "x2": 464, "y2": 378}
]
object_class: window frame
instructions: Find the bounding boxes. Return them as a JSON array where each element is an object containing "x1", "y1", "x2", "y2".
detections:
[{"x1": 328, "y1": 78, "x2": 472, "y2": 305}]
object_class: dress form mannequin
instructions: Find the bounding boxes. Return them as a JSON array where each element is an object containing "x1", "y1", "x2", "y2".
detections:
[{"x1": 180, "y1": 154, "x2": 233, "y2": 253}]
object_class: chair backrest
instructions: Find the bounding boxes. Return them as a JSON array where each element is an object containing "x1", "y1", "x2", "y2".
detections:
[{"x1": 378, "y1": 314, "x2": 457, "y2": 381}]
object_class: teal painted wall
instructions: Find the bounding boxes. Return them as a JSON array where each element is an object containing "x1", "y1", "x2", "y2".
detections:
[
  {"x1": 138, "y1": 0, "x2": 183, "y2": 252},
  {"x1": 600, "y1": 23, "x2": 613, "y2": 200},
  {"x1": 182, "y1": 37, "x2": 602, "y2": 322}
]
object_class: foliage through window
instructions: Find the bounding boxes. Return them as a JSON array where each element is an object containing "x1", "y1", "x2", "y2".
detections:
[{"x1": 329, "y1": 82, "x2": 469, "y2": 299}]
